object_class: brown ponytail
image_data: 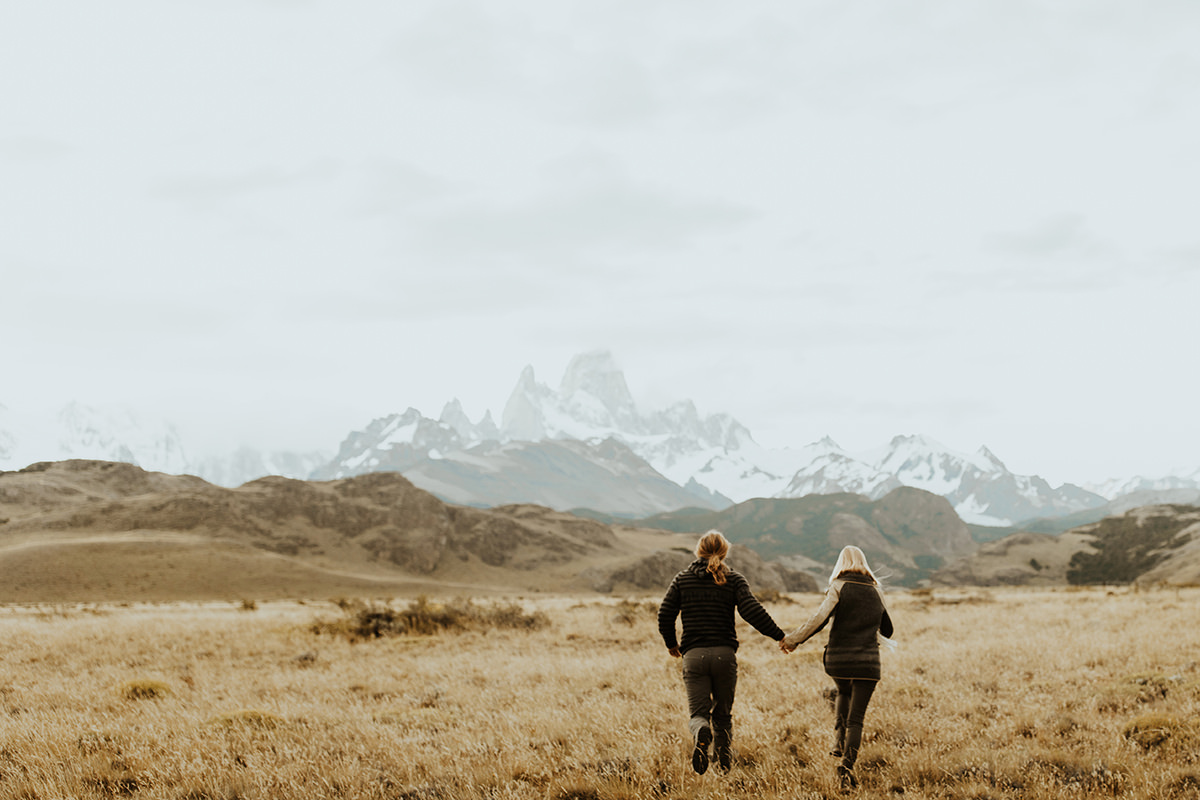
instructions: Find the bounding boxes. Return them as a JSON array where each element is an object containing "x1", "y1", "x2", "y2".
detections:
[{"x1": 695, "y1": 530, "x2": 730, "y2": 586}]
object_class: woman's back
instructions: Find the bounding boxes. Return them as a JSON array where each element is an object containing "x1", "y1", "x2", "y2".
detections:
[
  {"x1": 828, "y1": 579, "x2": 885, "y2": 650},
  {"x1": 781, "y1": 546, "x2": 895, "y2": 789},
  {"x1": 823, "y1": 576, "x2": 891, "y2": 682}
]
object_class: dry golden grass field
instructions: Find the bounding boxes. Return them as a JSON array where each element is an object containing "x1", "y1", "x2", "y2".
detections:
[{"x1": 1, "y1": 586, "x2": 1199, "y2": 800}]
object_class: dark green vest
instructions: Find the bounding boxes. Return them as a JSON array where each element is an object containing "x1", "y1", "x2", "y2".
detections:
[{"x1": 823, "y1": 579, "x2": 885, "y2": 681}]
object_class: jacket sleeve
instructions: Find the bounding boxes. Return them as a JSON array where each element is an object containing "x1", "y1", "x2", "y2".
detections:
[
  {"x1": 880, "y1": 604, "x2": 894, "y2": 639},
  {"x1": 657, "y1": 577, "x2": 681, "y2": 649},
  {"x1": 781, "y1": 584, "x2": 839, "y2": 648},
  {"x1": 734, "y1": 578, "x2": 786, "y2": 640}
]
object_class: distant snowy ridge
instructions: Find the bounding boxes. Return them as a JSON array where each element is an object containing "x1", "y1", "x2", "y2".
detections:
[
  {"x1": 497, "y1": 351, "x2": 780, "y2": 501},
  {"x1": 311, "y1": 352, "x2": 1123, "y2": 524},
  {"x1": 779, "y1": 437, "x2": 903, "y2": 499},
  {"x1": 501, "y1": 352, "x2": 751, "y2": 452},
  {"x1": 188, "y1": 447, "x2": 329, "y2": 489},
  {"x1": 306, "y1": 352, "x2": 757, "y2": 514},
  {"x1": 0, "y1": 404, "x2": 16, "y2": 462},
  {"x1": 5, "y1": 350, "x2": 1199, "y2": 522},
  {"x1": 1082, "y1": 470, "x2": 1200, "y2": 500},
  {"x1": 475, "y1": 353, "x2": 1120, "y2": 525},
  {"x1": 779, "y1": 434, "x2": 1110, "y2": 527},
  {"x1": 0, "y1": 402, "x2": 190, "y2": 476},
  {"x1": 308, "y1": 400, "x2": 723, "y2": 516},
  {"x1": 0, "y1": 401, "x2": 324, "y2": 488}
]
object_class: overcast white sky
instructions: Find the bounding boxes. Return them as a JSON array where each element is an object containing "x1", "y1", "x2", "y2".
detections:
[{"x1": 4, "y1": 0, "x2": 1199, "y2": 486}]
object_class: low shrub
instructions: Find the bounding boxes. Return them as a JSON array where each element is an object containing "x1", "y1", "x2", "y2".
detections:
[
  {"x1": 611, "y1": 598, "x2": 655, "y2": 626},
  {"x1": 311, "y1": 596, "x2": 549, "y2": 641}
]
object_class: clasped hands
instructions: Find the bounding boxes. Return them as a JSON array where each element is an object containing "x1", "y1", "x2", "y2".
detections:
[{"x1": 665, "y1": 641, "x2": 796, "y2": 657}]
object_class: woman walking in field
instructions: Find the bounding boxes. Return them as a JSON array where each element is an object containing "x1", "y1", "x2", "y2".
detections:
[
  {"x1": 658, "y1": 530, "x2": 787, "y2": 774},
  {"x1": 780, "y1": 545, "x2": 895, "y2": 789}
]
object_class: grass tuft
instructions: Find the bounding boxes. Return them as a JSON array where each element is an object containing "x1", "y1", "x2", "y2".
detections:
[
  {"x1": 1167, "y1": 772, "x2": 1200, "y2": 798},
  {"x1": 552, "y1": 787, "x2": 602, "y2": 800},
  {"x1": 1123, "y1": 713, "x2": 1193, "y2": 749},
  {"x1": 611, "y1": 598, "x2": 656, "y2": 626},
  {"x1": 209, "y1": 709, "x2": 285, "y2": 729},
  {"x1": 117, "y1": 679, "x2": 170, "y2": 700}
]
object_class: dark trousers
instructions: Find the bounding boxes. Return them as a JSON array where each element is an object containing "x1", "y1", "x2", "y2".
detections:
[
  {"x1": 833, "y1": 678, "x2": 876, "y2": 769},
  {"x1": 681, "y1": 646, "x2": 738, "y2": 748}
]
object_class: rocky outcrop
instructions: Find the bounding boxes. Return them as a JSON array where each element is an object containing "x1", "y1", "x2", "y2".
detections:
[
  {"x1": 0, "y1": 460, "x2": 619, "y2": 576},
  {"x1": 1, "y1": 460, "x2": 799, "y2": 602}
]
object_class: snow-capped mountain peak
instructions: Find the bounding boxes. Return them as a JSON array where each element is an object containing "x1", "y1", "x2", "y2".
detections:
[
  {"x1": 774, "y1": 435, "x2": 902, "y2": 500},
  {"x1": 802, "y1": 436, "x2": 846, "y2": 457},
  {"x1": 501, "y1": 351, "x2": 647, "y2": 442},
  {"x1": 438, "y1": 398, "x2": 497, "y2": 443},
  {"x1": 779, "y1": 450, "x2": 902, "y2": 501},
  {"x1": 501, "y1": 365, "x2": 552, "y2": 441},
  {"x1": 559, "y1": 350, "x2": 638, "y2": 428},
  {"x1": 976, "y1": 445, "x2": 1007, "y2": 473},
  {"x1": 869, "y1": 434, "x2": 1002, "y2": 488},
  {"x1": 439, "y1": 399, "x2": 474, "y2": 439}
]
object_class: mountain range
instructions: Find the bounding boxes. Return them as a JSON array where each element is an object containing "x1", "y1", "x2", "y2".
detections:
[
  {"x1": 5, "y1": 459, "x2": 1194, "y2": 602},
  {"x1": 4, "y1": 351, "x2": 1199, "y2": 525}
]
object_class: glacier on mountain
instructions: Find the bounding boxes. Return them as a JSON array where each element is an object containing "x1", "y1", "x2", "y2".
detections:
[
  {"x1": 766, "y1": 434, "x2": 1108, "y2": 526},
  {"x1": 496, "y1": 351, "x2": 768, "y2": 498},
  {"x1": 778, "y1": 439, "x2": 902, "y2": 500}
]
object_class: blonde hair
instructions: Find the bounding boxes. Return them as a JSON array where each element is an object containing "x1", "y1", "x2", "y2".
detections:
[
  {"x1": 829, "y1": 545, "x2": 878, "y2": 585},
  {"x1": 695, "y1": 530, "x2": 730, "y2": 586}
]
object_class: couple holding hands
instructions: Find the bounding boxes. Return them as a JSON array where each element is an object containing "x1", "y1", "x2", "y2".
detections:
[{"x1": 657, "y1": 532, "x2": 896, "y2": 789}]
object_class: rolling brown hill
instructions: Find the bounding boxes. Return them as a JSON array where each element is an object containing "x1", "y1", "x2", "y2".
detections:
[
  {"x1": 931, "y1": 503, "x2": 1200, "y2": 587},
  {"x1": 0, "y1": 460, "x2": 804, "y2": 603},
  {"x1": 630, "y1": 487, "x2": 977, "y2": 586}
]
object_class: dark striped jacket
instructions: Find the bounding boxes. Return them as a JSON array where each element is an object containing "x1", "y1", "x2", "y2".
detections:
[
  {"x1": 658, "y1": 560, "x2": 785, "y2": 653},
  {"x1": 782, "y1": 574, "x2": 894, "y2": 681}
]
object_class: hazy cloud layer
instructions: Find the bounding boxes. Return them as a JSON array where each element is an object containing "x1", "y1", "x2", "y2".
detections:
[{"x1": 4, "y1": 0, "x2": 1200, "y2": 483}]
